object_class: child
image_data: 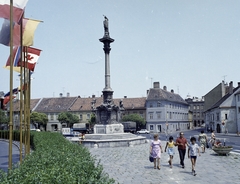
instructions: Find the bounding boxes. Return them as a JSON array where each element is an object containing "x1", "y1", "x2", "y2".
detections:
[
  {"x1": 188, "y1": 137, "x2": 200, "y2": 176},
  {"x1": 164, "y1": 136, "x2": 176, "y2": 168}
]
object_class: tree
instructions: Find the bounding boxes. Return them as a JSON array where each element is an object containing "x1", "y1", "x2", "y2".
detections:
[
  {"x1": 0, "y1": 109, "x2": 9, "y2": 126},
  {"x1": 88, "y1": 113, "x2": 96, "y2": 127},
  {"x1": 30, "y1": 112, "x2": 48, "y2": 130},
  {"x1": 121, "y1": 113, "x2": 146, "y2": 129},
  {"x1": 57, "y1": 112, "x2": 79, "y2": 128}
]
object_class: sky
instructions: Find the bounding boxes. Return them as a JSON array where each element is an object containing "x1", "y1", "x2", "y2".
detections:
[{"x1": 0, "y1": 0, "x2": 240, "y2": 100}]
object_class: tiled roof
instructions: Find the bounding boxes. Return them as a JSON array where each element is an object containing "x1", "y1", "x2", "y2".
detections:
[
  {"x1": 69, "y1": 97, "x2": 146, "y2": 111},
  {"x1": 207, "y1": 86, "x2": 240, "y2": 111},
  {"x1": 12, "y1": 98, "x2": 41, "y2": 112},
  {"x1": 34, "y1": 97, "x2": 77, "y2": 112},
  {"x1": 147, "y1": 88, "x2": 188, "y2": 105}
]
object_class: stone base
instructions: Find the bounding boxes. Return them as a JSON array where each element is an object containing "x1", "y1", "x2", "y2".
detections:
[{"x1": 94, "y1": 124, "x2": 124, "y2": 134}]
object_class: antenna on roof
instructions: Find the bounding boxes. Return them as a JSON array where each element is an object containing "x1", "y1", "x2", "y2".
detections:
[{"x1": 222, "y1": 75, "x2": 227, "y2": 83}]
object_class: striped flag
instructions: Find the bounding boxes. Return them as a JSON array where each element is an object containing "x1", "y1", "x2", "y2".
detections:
[{"x1": 0, "y1": 0, "x2": 29, "y2": 24}]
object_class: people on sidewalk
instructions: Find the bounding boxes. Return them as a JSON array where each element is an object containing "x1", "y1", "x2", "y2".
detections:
[
  {"x1": 210, "y1": 130, "x2": 216, "y2": 147},
  {"x1": 188, "y1": 137, "x2": 201, "y2": 176},
  {"x1": 164, "y1": 136, "x2": 176, "y2": 168},
  {"x1": 150, "y1": 134, "x2": 163, "y2": 170},
  {"x1": 176, "y1": 132, "x2": 188, "y2": 168},
  {"x1": 198, "y1": 130, "x2": 208, "y2": 153}
]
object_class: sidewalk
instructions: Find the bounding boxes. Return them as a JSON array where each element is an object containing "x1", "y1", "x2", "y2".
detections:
[{"x1": 89, "y1": 140, "x2": 240, "y2": 184}]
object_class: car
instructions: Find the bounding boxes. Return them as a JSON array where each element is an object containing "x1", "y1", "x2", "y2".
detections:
[{"x1": 137, "y1": 129, "x2": 150, "y2": 134}]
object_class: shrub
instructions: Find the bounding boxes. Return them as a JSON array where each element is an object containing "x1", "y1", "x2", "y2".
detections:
[{"x1": 0, "y1": 131, "x2": 114, "y2": 184}]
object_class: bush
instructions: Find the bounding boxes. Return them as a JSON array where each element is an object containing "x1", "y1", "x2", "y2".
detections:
[{"x1": 0, "y1": 131, "x2": 114, "y2": 184}]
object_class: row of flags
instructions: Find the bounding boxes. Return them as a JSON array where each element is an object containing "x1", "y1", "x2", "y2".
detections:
[{"x1": 0, "y1": 0, "x2": 43, "y2": 108}]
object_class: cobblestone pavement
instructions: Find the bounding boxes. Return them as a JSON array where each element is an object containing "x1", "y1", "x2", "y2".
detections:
[{"x1": 89, "y1": 140, "x2": 240, "y2": 184}]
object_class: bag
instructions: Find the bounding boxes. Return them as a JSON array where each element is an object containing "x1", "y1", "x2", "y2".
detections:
[
  {"x1": 149, "y1": 155, "x2": 154, "y2": 162},
  {"x1": 206, "y1": 143, "x2": 209, "y2": 149}
]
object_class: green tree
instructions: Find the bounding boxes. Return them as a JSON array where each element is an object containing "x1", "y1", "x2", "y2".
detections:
[
  {"x1": 0, "y1": 109, "x2": 9, "y2": 125},
  {"x1": 30, "y1": 111, "x2": 48, "y2": 130},
  {"x1": 57, "y1": 112, "x2": 79, "y2": 127},
  {"x1": 121, "y1": 113, "x2": 146, "y2": 129},
  {"x1": 88, "y1": 113, "x2": 96, "y2": 127}
]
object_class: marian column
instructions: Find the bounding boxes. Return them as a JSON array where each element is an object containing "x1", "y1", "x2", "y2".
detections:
[
  {"x1": 99, "y1": 16, "x2": 114, "y2": 104},
  {"x1": 93, "y1": 16, "x2": 124, "y2": 134}
]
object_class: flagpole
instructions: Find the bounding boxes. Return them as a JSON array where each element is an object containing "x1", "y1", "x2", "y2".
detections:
[
  {"x1": 27, "y1": 67, "x2": 31, "y2": 154},
  {"x1": 19, "y1": 17, "x2": 24, "y2": 163},
  {"x1": 24, "y1": 48, "x2": 27, "y2": 156},
  {"x1": 8, "y1": 0, "x2": 14, "y2": 170}
]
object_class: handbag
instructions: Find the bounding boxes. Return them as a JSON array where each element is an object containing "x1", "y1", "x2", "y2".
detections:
[
  {"x1": 206, "y1": 143, "x2": 209, "y2": 149},
  {"x1": 149, "y1": 154, "x2": 154, "y2": 162}
]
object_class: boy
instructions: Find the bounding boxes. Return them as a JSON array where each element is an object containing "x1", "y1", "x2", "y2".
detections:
[{"x1": 188, "y1": 137, "x2": 200, "y2": 176}]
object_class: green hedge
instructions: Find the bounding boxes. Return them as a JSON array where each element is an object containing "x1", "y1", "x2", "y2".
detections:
[{"x1": 0, "y1": 132, "x2": 115, "y2": 184}]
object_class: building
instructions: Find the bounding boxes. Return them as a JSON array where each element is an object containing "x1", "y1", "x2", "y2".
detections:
[
  {"x1": 205, "y1": 81, "x2": 240, "y2": 133},
  {"x1": 185, "y1": 96, "x2": 205, "y2": 127},
  {"x1": 146, "y1": 82, "x2": 189, "y2": 133}
]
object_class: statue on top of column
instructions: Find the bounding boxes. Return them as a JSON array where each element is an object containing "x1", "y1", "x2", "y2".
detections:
[{"x1": 103, "y1": 15, "x2": 109, "y2": 37}]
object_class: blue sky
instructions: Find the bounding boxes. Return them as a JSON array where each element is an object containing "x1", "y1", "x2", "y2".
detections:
[{"x1": 0, "y1": 0, "x2": 240, "y2": 99}]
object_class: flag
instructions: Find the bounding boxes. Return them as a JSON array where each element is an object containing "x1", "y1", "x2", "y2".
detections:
[
  {"x1": 0, "y1": 0, "x2": 28, "y2": 23},
  {"x1": 3, "y1": 87, "x2": 19, "y2": 105},
  {"x1": 0, "y1": 18, "x2": 40, "y2": 46},
  {"x1": 22, "y1": 18, "x2": 41, "y2": 46},
  {"x1": 0, "y1": 19, "x2": 20, "y2": 46},
  {"x1": 4, "y1": 46, "x2": 42, "y2": 72},
  {"x1": 4, "y1": 87, "x2": 19, "y2": 97}
]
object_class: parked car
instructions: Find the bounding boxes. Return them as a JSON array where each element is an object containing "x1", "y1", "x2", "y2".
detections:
[{"x1": 137, "y1": 129, "x2": 150, "y2": 134}]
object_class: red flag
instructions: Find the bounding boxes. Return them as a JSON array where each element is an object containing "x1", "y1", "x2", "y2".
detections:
[{"x1": 5, "y1": 46, "x2": 42, "y2": 72}]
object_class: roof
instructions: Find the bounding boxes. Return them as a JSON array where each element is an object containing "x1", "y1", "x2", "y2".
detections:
[
  {"x1": 147, "y1": 88, "x2": 188, "y2": 105},
  {"x1": 12, "y1": 98, "x2": 41, "y2": 112},
  {"x1": 69, "y1": 97, "x2": 146, "y2": 111},
  {"x1": 206, "y1": 86, "x2": 240, "y2": 111},
  {"x1": 34, "y1": 97, "x2": 77, "y2": 112}
]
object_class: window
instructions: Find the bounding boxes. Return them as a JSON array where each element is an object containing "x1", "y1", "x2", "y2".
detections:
[
  {"x1": 197, "y1": 105, "x2": 199, "y2": 109},
  {"x1": 80, "y1": 114, "x2": 82, "y2": 120},
  {"x1": 86, "y1": 113, "x2": 90, "y2": 120},
  {"x1": 150, "y1": 103, "x2": 153, "y2": 108},
  {"x1": 157, "y1": 102, "x2": 161, "y2": 107},
  {"x1": 238, "y1": 95, "x2": 240, "y2": 102},
  {"x1": 150, "y1": 125, "x2": 153, "y2": 130},
  {"x1": 50, "y1": 114, "x2": 54, "y2": 121},
  {"x1": 139, "y1": 111, "x2": 144, "y2": 118},
  {"x1": 149, "y1": 112, "x2": 153, "y2": 119},
  {"x1": 216, "y1": 113, "x2": 219, "y2": 121},
  {"x1": 225, "y1": 114, "x2": 228, "y2": 120},
  {"x1": 156, "y1": 112, "x2": 161, "y2": 119},
  {"x1": 239, "y1": 107, "x2": 240, "y2": 113},
  {"x1": 193, "y1": 106, "x2": 196, "y2": 110}
]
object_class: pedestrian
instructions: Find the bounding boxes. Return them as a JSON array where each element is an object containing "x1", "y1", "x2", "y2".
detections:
[
  {"x1": 149, "y1": 134, "x2": 163, "y2": 170},
  {"x1": 164, "y1": 136, "x2": 176, "y2": 168},
  {"x1": 210, "y1": 130, "x2": 216, "y2": 146},
  {"x1": 188, "y1": 137, "x2": 200, "y2": 176},
  {"x1": 176, "y1": 132, "x2": 188, "y2": 168},
  {"x1": 198, "y1": 130, "x2": 208, "y2": 153}
]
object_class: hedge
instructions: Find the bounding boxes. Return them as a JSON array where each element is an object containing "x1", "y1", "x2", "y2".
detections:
[{"x1": 0, "y1": 131, "x2": 115, "y2": 184}]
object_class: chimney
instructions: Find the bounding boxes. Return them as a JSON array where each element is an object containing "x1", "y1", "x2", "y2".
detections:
[
  {"x1": 59, "y1": 93, "x2": 63, "y2": 97},
  {"x1": 124, "y1": 96, "x2": 127, "y2": 98},
  {"x1": 147, "y1": 90, "x2": 149, "y2": 95},
  {"x1": 92, "y1": 94, "x2": 95, "y2": 98},
  {"x1": 229, "y1": 81, "x2": 233, "y2": 94},
  {"x1": 153, "y1": 82, "x2": 160, "y2": 88},
  {"x1": 163, "y1": 86, "x2": 167, "y2": 91},
  {"x1": 67, "y1": 92, "x2": 70, "y2": 97},
  {"x1": 238, "y1": 82, "x2": 240, "y2": 87},
  {"x1": 171, "y1": 89, "x2": 174, "y2": 93}
]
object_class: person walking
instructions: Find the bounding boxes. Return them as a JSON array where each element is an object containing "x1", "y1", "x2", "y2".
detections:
[
  {"x1": 164, "y1": 136, "x2": 176, "y2": 168},
  {"x1": 150, "y1": 134, "x2": 163, "y2": 170},
  {"x1": 198, "y1": 130, "x2": 208, "y2": 153},
  {"x1": 188, "y1": 137, "x2": 201, "y2": 176},
  {"x1": 176, "y1": 132, "x2": 188, "y2": 168}
]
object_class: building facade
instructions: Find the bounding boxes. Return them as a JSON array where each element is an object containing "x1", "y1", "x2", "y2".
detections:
[
  {"x1": 185, "y1": 96, "x2": 205, "y2": 127},
  {"x1": 146, "y1": 82, "x2": 189, "y2": 133},
  {"x1": 205, "y1": 81, "x2": 240, "y2": 133}
]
